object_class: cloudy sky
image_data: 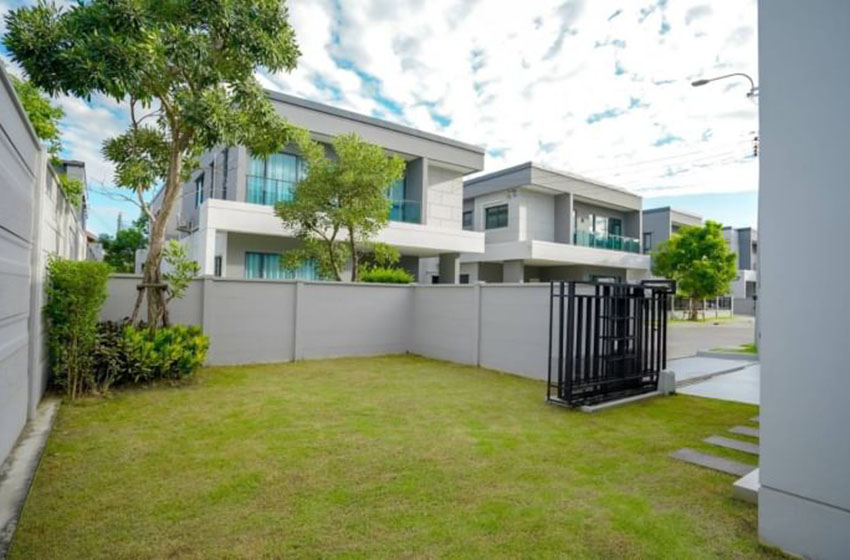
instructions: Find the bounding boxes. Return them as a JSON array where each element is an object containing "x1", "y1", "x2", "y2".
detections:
[{"x1": 1, "y1": 0, "x2": 758, "y2": 236}]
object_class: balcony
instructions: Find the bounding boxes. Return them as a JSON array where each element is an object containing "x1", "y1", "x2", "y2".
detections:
[
  {"x1": 246, "y1": 175, "x2": 294, "y2": 206},
  {"x1": 389, "y1": 199, "x2": 421, "y2": 224},
  {"x1": 574, "y1": 230, "x2": 641, "y2": 254}
]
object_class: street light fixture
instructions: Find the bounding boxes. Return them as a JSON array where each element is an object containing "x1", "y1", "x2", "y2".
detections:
[{"x1": 691, "y1": 72, "x2": 759, "y2": 98}]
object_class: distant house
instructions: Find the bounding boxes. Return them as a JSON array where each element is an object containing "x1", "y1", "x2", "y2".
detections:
[
  {"x1": 641, "y1": 206, "x2": 703, "y2": 254},
  {"x1": 455, "y1": 162, "x2": 651, "y2": 283}
]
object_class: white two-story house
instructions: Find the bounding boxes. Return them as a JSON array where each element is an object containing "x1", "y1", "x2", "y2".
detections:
[
  {"x1": 158, "y1": 91, "x2": 486, "y2": 282},
  {"x1": 458, "y1": 162, "x2": 651, "y2": 283}
]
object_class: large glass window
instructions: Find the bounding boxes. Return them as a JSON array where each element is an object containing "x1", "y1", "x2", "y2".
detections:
[
  {"x1": 608, "y1": 217, "x2": 623, "y2": 237},
  {"x1": 244, "y1": 252, "x2": 319, "y2": 280},
  {"x1": 462, "y1": 210, "x2": 473, "y2": 230},
  {"x1": 247, "y1": 153, "x2": 305, "y2": 206},
  {"x1": 485, "y1": 204, "x2": 509, "y2": 229}
]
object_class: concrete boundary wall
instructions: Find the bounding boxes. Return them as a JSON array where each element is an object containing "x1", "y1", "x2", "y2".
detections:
[{"x1": 101, "y1": 277, "x2": 554, "y2": 381}]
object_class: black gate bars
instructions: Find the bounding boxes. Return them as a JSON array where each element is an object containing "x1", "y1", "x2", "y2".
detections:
[{"x1": 547, "y1": 280, "x2": 675, "y2": 407}]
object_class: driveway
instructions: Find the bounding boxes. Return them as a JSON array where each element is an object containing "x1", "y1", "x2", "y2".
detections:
[
  {"x1": 667, "y1": 316, "x2": 755, "y2": 359},
  {"x1": 679, "y1": 363, "x2": 760, "y2": 405}
]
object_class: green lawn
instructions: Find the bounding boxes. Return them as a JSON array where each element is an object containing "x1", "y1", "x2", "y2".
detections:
[
  {"x1": 712, "y1": 343, "x2": 758, "y2": 355},
  {"x1": 11, "y1": 355, "x2": 782, "y2": 559}
]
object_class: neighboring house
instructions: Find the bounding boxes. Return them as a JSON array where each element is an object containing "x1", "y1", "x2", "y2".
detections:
[
  {"x1": 162, "y1": 91, "x2": 485, "y2": 282},
  {"x1": 456, "y1": 162, "x2": 651, "y2": 283},
  {"x1": 641, "y1": 206, "x2": 703, "y2": 254},
  {"x1": 723, "y1": 226, "x2": 758, "y2": 314}
]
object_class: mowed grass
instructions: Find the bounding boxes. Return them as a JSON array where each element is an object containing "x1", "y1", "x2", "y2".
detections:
[{"x1": 11, "y1": 355, "x2": 782, "y2": 559}]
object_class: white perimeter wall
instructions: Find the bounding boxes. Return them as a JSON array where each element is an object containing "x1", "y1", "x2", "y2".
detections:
[
  {"x1": 759, "y1": 1, "x2": 850, "y2": 558},
  {"x1": 102, "y1": 278, "x2": 559, "y2": 382}
]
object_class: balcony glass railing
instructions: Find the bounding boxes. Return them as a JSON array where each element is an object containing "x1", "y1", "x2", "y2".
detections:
[
  {"x1": 389, "y1": 199, "x2": 421, "y2": 224},
  {"x1": 574, "y1": 230, "x2": 641, "y2": 254}
]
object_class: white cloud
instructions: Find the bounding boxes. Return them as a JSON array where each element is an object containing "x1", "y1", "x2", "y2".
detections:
[{"x1": 1, "y1": 0, "x2": 758, "y2": 224}]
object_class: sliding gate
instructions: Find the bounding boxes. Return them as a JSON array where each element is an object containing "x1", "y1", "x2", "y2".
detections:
[{"x1": 547, "y1": 280, "x2": 675, "y2": 407}]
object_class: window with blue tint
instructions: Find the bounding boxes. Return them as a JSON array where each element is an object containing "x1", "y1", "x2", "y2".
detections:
[
  {"x1": 244, "y1": 252, "x2": 319, "y2": 280},
  {"x1": 194, "y1": 174, "x2": 204, "y2": 208},
  {"x1": 247, "y1": 152, "x2": 305, "y2": 206}
]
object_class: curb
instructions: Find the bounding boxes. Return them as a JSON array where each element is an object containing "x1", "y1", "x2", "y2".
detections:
[{"x1": 0, "y1": 398, "x2": 60, "y2": 559}]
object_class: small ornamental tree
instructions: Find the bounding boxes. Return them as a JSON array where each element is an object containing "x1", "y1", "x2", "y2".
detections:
[
  {"x1": 276, "y1": 132, "x2": 405, "y2": 281},
  {"x1": 4, "y1": 0, "x2": 301, "y2": 327},
  {"x1": 652, "y1": 220, "x2": 738, "y2": 320}
]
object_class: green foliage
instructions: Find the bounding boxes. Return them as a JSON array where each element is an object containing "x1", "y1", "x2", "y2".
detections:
[
  {"x1": 4, "y1": 0, "x2": 301, "y2": 326},
  {"x1": 360, "y1": 267, "x2": 414, "y2": 284},
  {"x1": 93, "y1": 322, "x2": 209, "y2": 386},
  {"x1": 276, "y1": 131, "x2": 405, "y2": 281},
  {"x1": 162, "y1": 240, "x2": 200, "y2": 301},
  {"x1": 98, "y1": 216, "x2": 148, "y2": 273},
  {"x1": 9, "y1": 74, "x2": 63, "y2": 160},
  {"x1": 44, "y1": 258, "x2": 110, "y2": 399},
  {"x1": 652, "y1": 221, "x2": 738, "y2": 319},
  {"x1": 366, "y1": 242, "x2": 401, "y2": 268},
  {"x1": 56, "y1": 174, "x2": 84, "y2": 209}
]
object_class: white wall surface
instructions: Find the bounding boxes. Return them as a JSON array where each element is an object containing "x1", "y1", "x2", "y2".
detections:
[
  {"x1": 0, "y1": 65, "x2": 86, "y2": 468},
  {"x1": 409, "y1": 286, "x2": 478, "y2": 364},
  {"x1": 758, "y1": 1, "x2": 850, "y2": 558}
]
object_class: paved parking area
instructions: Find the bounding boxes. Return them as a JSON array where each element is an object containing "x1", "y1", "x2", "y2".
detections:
[{"x1": 667, "y1": 316, "x2": 755, "y2": 359}]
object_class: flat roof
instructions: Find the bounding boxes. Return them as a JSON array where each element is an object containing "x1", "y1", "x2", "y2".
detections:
[
  {"x1": 465, "y1": 161, "x2": 638, "y2": 197},
  {"x1": 643, "y1": 206, "x2": 703, "y2": 220},
  {"x1": 265, "y1": 90, "x2": 485, "y2": 156}
]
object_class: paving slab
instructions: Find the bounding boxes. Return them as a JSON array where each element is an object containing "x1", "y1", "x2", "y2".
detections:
[
  {"x1": 729, "y1": 425, "x2": 760, "y2": 438},
  {"x1": 670, "y1": 448, "x2": 755, "y2": 477},
  {"x1": 679, "y1": 364, "x2": 760, "y2": 405},
  {"x1": 733, "y1": 468, "x2": 760, "y2": 504},
  {"x1": 666, "y1": 357, "x2": 753, "y2": 384},
  {"x1": 704, "y1": 435, "x2": 760, "y2": 455}
]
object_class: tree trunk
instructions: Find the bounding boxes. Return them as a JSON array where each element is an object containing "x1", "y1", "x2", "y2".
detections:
[
  {"x1": 348, "y1": 229, "x2": 359, "y2": 282},
  {"x1": 138, "y1": 146, "x2": 183, "y2": 328},
  {"x1": 689, "y1": 297, "x2": 699, "y2": 321}
]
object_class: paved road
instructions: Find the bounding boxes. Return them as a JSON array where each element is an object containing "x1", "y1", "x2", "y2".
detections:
[{"x1": 667, "y1": 316, "x2": 755, "y2": 359}]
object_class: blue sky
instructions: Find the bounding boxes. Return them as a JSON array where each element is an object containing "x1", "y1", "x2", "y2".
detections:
[{"x1": 1, "y1": 0, "x2": 759, "y2": 234}]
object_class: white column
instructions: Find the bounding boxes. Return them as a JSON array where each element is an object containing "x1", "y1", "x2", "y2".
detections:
[
  {"x1": 438, "y1": 252, "x2": 459, "y2": 284},
  {"x1": 503, "y1": 260, "x2": 525, "y2": 283}
]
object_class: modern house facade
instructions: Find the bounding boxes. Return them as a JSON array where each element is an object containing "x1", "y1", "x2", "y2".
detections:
[
  {"x1": 641, "y1": 206, "x2": 702, "y2": 254},
  {"x1": 457, "y1": 162, "x2": 651, "y2": 283},
  {"x1": 724, "y1": 226, "x2": 758, "y2": 314},
  {"x1": 160, "y1": 91, "x2": 486, "y2": 283}
]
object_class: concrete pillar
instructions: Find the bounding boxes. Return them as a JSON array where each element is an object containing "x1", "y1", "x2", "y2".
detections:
[
  {"x1": 554, "y1": 193, "x2": 573, "y2": 244},
  {"x1": 503, "y1": 260, "x2": 525, "y2": 283},
  {"x1": 196, "y1": 227, "x2": 217, "y2": 276},
  {"x1": 438, "y1": 252, "x2": 459, "y2": 284}
]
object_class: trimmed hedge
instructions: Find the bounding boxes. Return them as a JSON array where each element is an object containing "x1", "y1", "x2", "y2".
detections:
[
  {"x1": 45, "y1": 258, "x2": 111, "y2": 398},
  {"x1": 360, "y1": 267, "x2": 414, "y2": 284}
]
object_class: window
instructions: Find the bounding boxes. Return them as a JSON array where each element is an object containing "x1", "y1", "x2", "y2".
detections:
[
  {"x1": 485, "y1": 204, "x2": 509, "y2": 229},
  {"x1": 214, "y1": 256, "x2": 222, "y2": 277},
  {"x1": 643, "y1": 232, "x2": 652, "y2": 252},
  {"x1": 194, "y1": 174, "x2": 205, "y2": 208},
  {"x1": 244, "y1": 252, "x2": 319, "y2": 280},
  {"x1": 462, "y1": 210, "x2": 473, "y2": 230},
  {"x1": 247, "y1": 152, "x2": 305, "y2": 206},
  {"x1": 459, "y1": 274, "x2": 470, "y2": 284},
  {"x1": 608, "y1": 217, "x2": 623, "y2": 237}
]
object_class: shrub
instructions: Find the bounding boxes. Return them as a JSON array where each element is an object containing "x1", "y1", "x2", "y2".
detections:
[
  {"x1": 44, "y1": 258, "x2": 111, "y2": 399},
  {"x1": 360, "y1": 266, "x2": 414, "y2": 284},
  {"x1": 93, "y1": 323, "x2": 209, "y2": 387}
]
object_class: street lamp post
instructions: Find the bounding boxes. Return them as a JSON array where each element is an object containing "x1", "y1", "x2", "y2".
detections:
[{"x1": 691, "y1": 72, "x2": 759, "y2": 98}]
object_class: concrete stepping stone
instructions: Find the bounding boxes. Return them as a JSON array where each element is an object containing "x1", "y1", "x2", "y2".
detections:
[
  {"x1": 733, "y1": 468, "x2": 760, "y2": 504},
  {"x1": 704, "y1": 435, "x2": 760, "y2": 455},
  {"x1": 670, "y1": 448, "x2": 755, "y2": 477},
  {"x1": 729, "y1": 426, "x2": 759, "y2": 438}
]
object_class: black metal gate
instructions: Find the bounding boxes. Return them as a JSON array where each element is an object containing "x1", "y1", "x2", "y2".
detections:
[{"x1": 547, "y1": 280, "x2": 675, "y2": 407}]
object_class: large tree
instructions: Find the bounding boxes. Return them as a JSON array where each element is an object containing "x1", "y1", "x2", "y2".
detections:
[
  {"x1": 4, "y1": 0, "x2": 300, "y2": 327},
  {"x1": 276, "y1": 131, "x2": 405, "y2": 282},
  {"x1": 652, "y1": 220, "x2": 738, "y2": 320},
  {"x1": 98, "y1": 215, "x2": 148, "y2": 273}
]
